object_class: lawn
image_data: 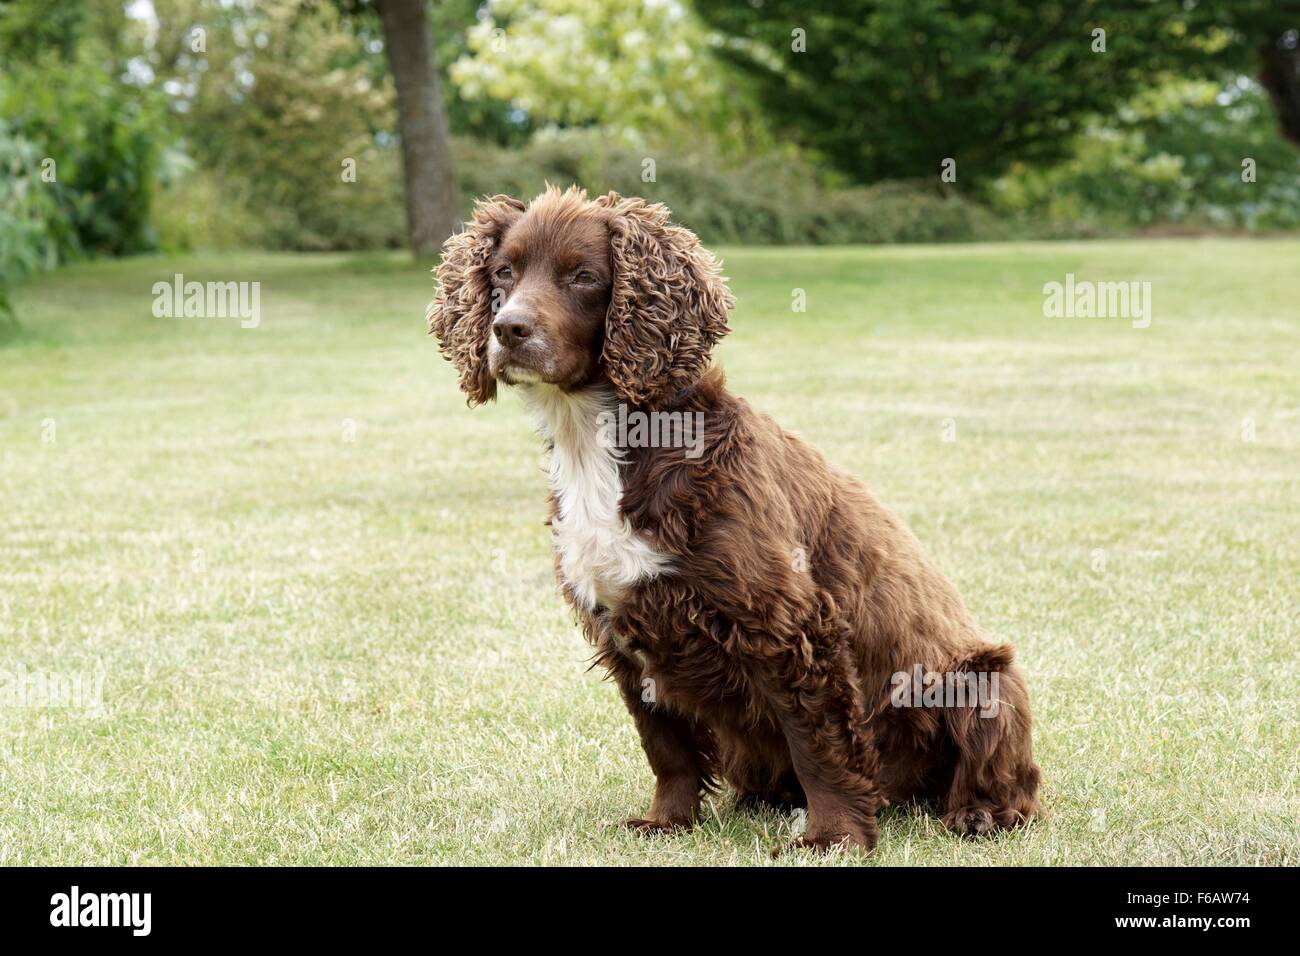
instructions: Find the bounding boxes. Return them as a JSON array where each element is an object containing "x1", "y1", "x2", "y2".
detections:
[{"x1": 1, "y1": 239, "x2": 1296, "y2": 865}]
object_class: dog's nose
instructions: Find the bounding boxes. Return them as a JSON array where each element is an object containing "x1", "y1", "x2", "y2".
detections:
[{"x1": 492, "y1": 312, "x2": 533, "y2": 348}]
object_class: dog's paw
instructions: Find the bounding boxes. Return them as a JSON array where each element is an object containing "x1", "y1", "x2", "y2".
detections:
[
  {"x1": 618, "y1": 816, "x2": 690, "y2": 836},
  {"x1": 942, "y1": 806, "x2": 995, "y2": 838},
  {"x1": 774, "y1": 827, "x2": 877, "y2": 857}
]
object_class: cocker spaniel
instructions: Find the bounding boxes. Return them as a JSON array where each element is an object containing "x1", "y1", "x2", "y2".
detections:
[{"x1": 428, "y1": 186, "x2": 1040, "y2": 853}]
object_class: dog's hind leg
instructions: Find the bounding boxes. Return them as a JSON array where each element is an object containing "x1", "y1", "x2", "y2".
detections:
[{"x1": 939, "y1": 644, "x2": 1041, "y2": 837}]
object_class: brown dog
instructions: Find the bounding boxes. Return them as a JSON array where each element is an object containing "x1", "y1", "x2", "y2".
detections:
[{"x1": 429, "y1": 186, "x2": 1040, "y2": 852}]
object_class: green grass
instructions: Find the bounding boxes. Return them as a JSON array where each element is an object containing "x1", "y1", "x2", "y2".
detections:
[{"x1": 1, "y1": 240, "x2": 1296, "y2": 866}]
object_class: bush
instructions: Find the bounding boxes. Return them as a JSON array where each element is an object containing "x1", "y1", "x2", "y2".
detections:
[
  {"x1": 1, "y1": 49, "x2": 165, "y2": 260},
  {"x1": 453, "y1": 131, "x2": 997, "y2": 246},
  {"x1": 0, "y1": 121, "x2": 59, "y2": 261},
  {"x1": 808, "y1": 183, "x2": 1006, "y2": 244},
  {"x1": 0, "y1": 119, "x2": 61, "y2": 324},
  {"x1": 150, "y1": 158, "x2": 264, "y2": 254},
  {"x1": 1, "y1": 45, "x2": 167, "y2": 325},
  {"x1": 989, "y1": 81, "x2": 1300, "y2": 235},
  {"x1": 178, "y1": 3, "x2": 409, "y2": 253},
  {"x1": 189, "y1": 129, "x2": 995, "y2": 254}
]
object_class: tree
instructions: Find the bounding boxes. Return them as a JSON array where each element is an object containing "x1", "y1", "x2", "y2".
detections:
[
  {"x1": 1259, "y1": 33, "x2": 1300, "y2": 144},
  {"x1": 374, "y1": 0, "x2": 459, "y2": 254},
  {"x1": 157, "y1": 0, "x2": 475, "y2": 252},
  {"x1": 1177, "y1": 2, "x2": 1300, "y2": 148},
  {"x1": 168, "y1": 0, "x2": 403, "y2": 251},
  {"x1": 693, "y1": 0, "x2": 1299, "y2": 188},
  {"x1": 449, "y1": 0, "x2": 767, "y2": 154}
]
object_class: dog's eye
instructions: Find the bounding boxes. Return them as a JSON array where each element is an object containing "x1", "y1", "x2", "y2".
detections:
[
  {"x1": 572, "y1": 270, "x2": 597, "y2": 285},
  {"x1": 494, "y1": 266, "x2": 513, "y2": 281}
]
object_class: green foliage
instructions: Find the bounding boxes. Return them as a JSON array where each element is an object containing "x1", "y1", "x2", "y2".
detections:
[
  {"x1": 10, "y1": 64, "x2": 164, "y2": 257},
  {"x1": 150, "y1": 159, "x2": 264, "y2": 253},
  {"x1": 992, "y1": 80, "x2": 1300, "y2": 233},
  {"x1": 167, "y1": 1, "x2": 405, "y2": 251},
  {"x1": 0, "y1": 120, "x2": 60, "y2": 324},
  {"x1": 0, "y1": 0, "x2": 167, "y2": 322},
  {"x1": 454, "y1": 131, "x2": 1000, "y2": 245},
  {"x1": 161, "y1": 127, "x2": 1001, "y2": 253},
  {"x1": 809, "y1": 182, "x2": 1007, "y2": 244},
  {"x1": 694, "y1": 0, "x2": 1250, "y2": 187},
  {"x1": 451, "y1": 0, "x2": 769, "y2": 154},
  {"x1": 6, "y1": 0, "x2": 1298, "y2": 276},
  {"x1": 0, "y1": 0, "x2": 88, "y2": 61},
  {"x1": 431, "y1": 0, "x2": 535, "y2": 145},
  {"x1": 0, "y1": 4, "x2": 167, "y2": 261}
]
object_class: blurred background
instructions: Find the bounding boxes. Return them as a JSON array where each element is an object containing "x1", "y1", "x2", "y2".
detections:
[{"x1": 2, "y1": 0, "x2": 1299, "y2": 325}]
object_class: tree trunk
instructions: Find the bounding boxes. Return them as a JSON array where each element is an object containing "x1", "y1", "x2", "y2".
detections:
[
  {"x1": 376, "y1": 0, "x2": 459, "y2": 256},
  {"x1": 1260, "y1": 33, "x2": 1300, "y2": 146}
]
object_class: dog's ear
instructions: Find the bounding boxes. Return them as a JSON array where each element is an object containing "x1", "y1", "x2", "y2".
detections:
[
  {"x1": 595, "y1": 192, "x2": 733, "y2": 409},
  {"x1": 426, "y1": 195, "x2": 525, "y2": 406}
]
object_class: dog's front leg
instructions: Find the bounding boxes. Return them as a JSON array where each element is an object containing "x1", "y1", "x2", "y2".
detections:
[
  {"x1": 745, "y1": 634, "x2": 885, "y2": 854},
  {"x1": 608, "y1": 661, "x2": 713, "y2": 833}
]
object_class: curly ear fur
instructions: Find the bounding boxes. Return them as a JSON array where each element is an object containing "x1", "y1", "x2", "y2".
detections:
[
  {"x1": 426, "y1": 195, "x2": 525, "y2": 406},
  {"x1": 596, "y1": 193, "x2": 734, "y2": 409}
]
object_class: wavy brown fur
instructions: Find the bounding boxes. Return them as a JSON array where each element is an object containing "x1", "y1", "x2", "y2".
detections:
[
  {"x1": 429, "y1": 188, "x2": 1041, "y2": 853},
  {"x1": 595, "y1": 193, "x2": 733, "y2": 409},
  {"x1": 426, "y1": 194, "x2": 525, "y2": 405}
]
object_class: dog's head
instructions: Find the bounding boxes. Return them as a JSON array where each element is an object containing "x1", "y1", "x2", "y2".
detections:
[{"x1": 427, "y1": 186, "x2": 733, "y2": 409}]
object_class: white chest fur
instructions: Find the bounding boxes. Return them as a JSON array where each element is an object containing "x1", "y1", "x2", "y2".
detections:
[{"x1": 521, "y1": 384, "x2": 671, "y2": 612}]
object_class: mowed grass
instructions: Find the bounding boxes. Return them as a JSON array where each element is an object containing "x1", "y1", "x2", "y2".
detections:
[{"x1": 1, "y1": 239, "x2": 1296, "y2": 866}]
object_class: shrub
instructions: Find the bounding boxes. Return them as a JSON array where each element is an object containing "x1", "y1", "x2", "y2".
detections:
[
  {"x1": 178, "y1": 2, "x2": 408, "y2": 253},
  {"x1": 989, "y1": 81, "x2": 1300, "y2": 235},
  {"x1": 1, "y1": 50, "x2": 165, "y2": 260},
  {"x1": 807, "y1": 183, "x2": 1006, "y2": 244},
  {"x1": 0, "y1": 118, "x2": 62, "y2": 324},
  {"x1": 150, "y1": 157, "x2": 264, "y2": 254},
  {"x1": 454, "y1": 131, "x2": 996, "y2": 246},
  {"x1": 0, "y1": 44, "x2": 167, "y2": 323}
]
